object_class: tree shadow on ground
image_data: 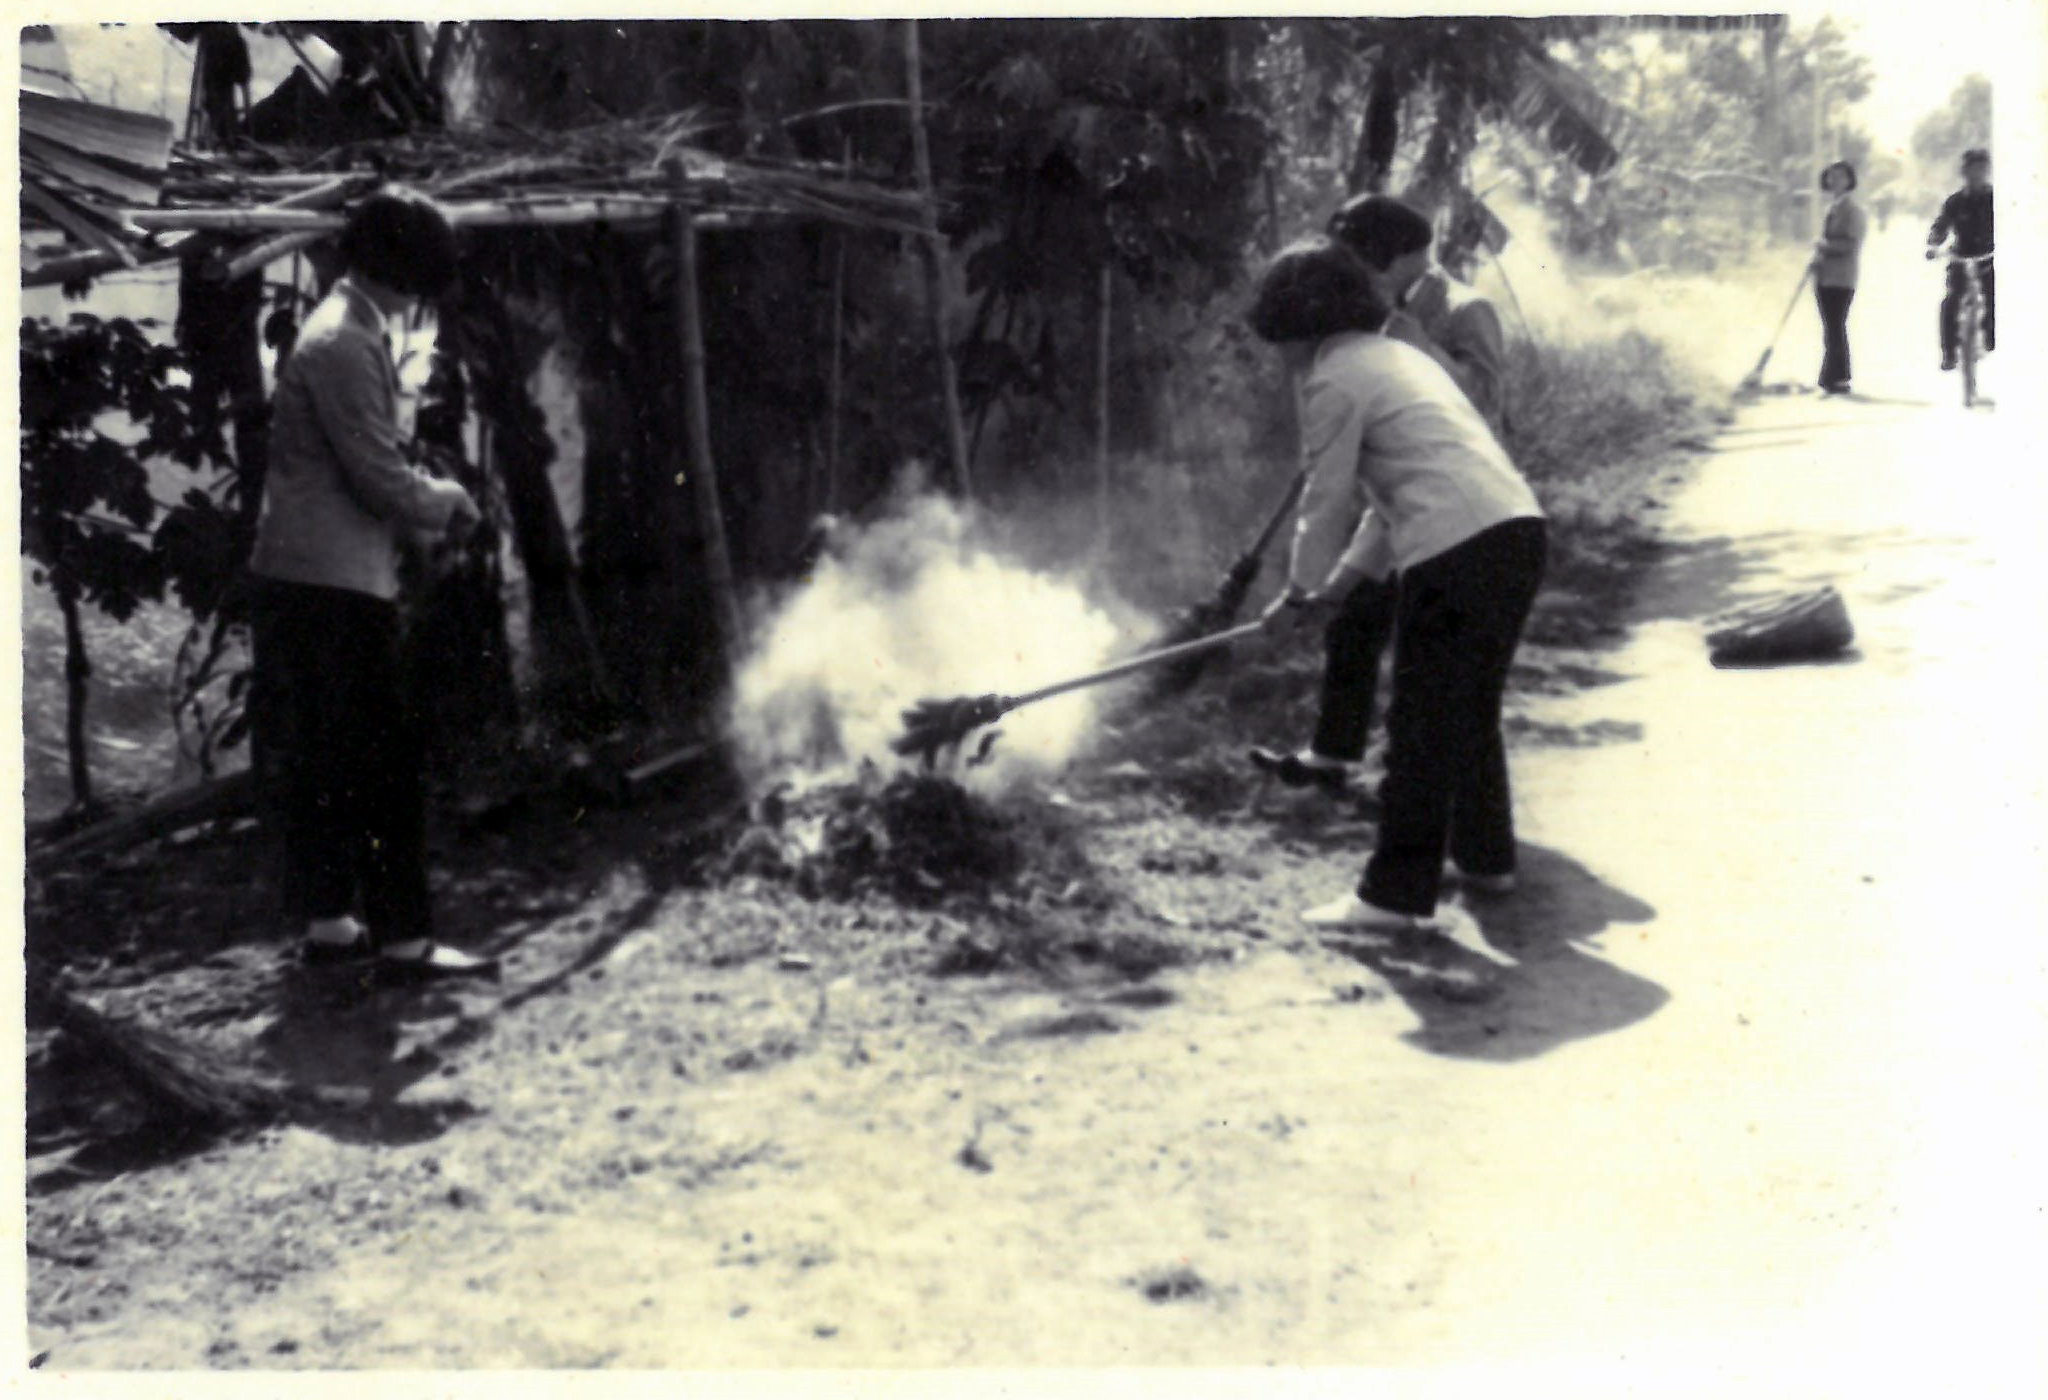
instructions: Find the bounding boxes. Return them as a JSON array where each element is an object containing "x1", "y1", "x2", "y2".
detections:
[
  {"x1": 1325, "y1": 842, "x2": 1667, "y2": 1063},
  {"x1": 24, "y1": 770, "x2": 740, "y2": 1181}
]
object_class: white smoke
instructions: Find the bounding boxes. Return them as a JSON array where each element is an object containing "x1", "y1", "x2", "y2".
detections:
[
  {"x1": 730, "y1": 484, "x2": 1139, "y2": 793},
  {"x1": 1471, "y1": 188, "x2": 1812, "y2": 386}
]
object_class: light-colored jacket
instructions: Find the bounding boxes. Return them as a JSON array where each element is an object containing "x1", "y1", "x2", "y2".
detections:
[
  {"x1": 1336, "y1": 269, "x2": 1511, "y2": 583},
  {"x1": 249, "y1": 281, "x2": 463, "y2": 601},
  {"x1": 1289, "y1": 331, "x2": 1541, "y2": 596},
  {"x1": 1814, "y1": 195, "x2": 1868, "y2": 290}
]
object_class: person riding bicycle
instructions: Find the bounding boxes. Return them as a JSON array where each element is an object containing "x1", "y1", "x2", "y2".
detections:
[{"x1": 1927, "y1": 148, "x2": 1994, "y2": 371}]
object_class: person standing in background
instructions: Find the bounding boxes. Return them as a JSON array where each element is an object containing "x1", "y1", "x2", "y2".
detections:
[
  {"x1": 1810, "y1": 161, "x2": 1866, "y2": 396},
  {"x1": 249, "y1": 189, "x2": 493, "y2": 982},
  {"x1": 1927, "y1": 148, "x2": 1994, "y2": 371}
]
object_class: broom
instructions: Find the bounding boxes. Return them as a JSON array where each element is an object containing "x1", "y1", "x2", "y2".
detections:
[
  {"x1": 1737, "y1": 265, "x2": 1814, "y2": 393},
  {"x1": 28, "y1": 966, "x2": 305, "y2": 1135},
  {"x1": 1140, "y1": 469, "x2": 1306, "y2": 699}
]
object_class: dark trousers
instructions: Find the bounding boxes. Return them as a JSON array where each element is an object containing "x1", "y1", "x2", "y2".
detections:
[
  {"x1": 249, "y1": 577, "x2": 432, "y2": 947},
  {"x1": 1362, "y1": 518, "x2": 1548, "y2": 916},
  {"x1": 1941, "y1": 262, "x2": 1995, "y2": 356},
  {"x1": 1311, "y1": 573, "x2": 1399, "y2": 763},
  {"x1": 1815, "y1": 285, "x2": 1855, "y2": 390}
]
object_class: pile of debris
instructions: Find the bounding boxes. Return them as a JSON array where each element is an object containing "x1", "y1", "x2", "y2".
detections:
[{"x1": 715, "y1": 767, "x2": 1102, "y2": 909}]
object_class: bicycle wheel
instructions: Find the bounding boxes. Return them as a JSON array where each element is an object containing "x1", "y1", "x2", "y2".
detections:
[{"x1": 1961, "y1": 294, "x2": 1980, "y2": 407}]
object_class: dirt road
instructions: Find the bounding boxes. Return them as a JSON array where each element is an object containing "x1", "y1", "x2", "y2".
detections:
[{"x1": 30, "y1": 230, "x2": 2046, "y2": 1385}]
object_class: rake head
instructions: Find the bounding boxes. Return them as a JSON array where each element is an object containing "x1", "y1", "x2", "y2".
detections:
[{"x1": 889, "y1": 693, "x2": 1010, "y2": 769}]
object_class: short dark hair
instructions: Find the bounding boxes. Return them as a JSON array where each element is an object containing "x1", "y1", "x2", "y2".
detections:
[
  {"x1": 1327, "y1": 194, "x2": 1434, "y2": 270},
  {"x1": 1962, "y1": 147, "x2": 1990, "y2": 168},
  {"x1": 338, "y1": 188, "x2": 459, "y2": 298},
  {"x1": 1247, "y1": 237, "x2": 1387, "y2": 345},
  {"x1": 1819, "y1": 161, "x2": 1857, "y2": 191}
]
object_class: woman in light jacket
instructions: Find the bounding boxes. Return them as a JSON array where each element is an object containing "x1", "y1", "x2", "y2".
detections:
[
  {"x1": 249, "y1": 189, "x2": 489, "y2": 980},
  {"x1": 1255, "y1": 237, "x2": 1547, "y2": 932},
  {"x1": 1812, "y1": 160, "x2": 1867, "y2": 395}
]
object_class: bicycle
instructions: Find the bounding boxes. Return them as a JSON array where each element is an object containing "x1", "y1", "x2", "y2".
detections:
[{"x1": 1932, "y1": 248, "x2": 1994, "y2": 408}]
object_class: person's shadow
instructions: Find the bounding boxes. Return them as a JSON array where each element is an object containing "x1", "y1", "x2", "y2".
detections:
[
  {"x1": 1325, "y1": 842, "x2": 1667, "y2": 1062},
  {"x1": 254, "y1": 968, "x2": 484, "y2": 1146}
]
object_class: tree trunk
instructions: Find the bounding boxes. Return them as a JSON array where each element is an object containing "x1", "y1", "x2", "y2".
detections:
[
  {"x1": 401, "y1": 348, "x2": 523, "y2": 759},
  {"x1": 452, "y1": 289, "x2": 613, "y2": 727},
  {"x1": 426, "y1": 21, "x2": 460, "y2": 99},
  {"x1": 825, "y1": 232, "x2": 846, "y2": 515},
  {"x1": 1350, "y1": 75, "x2": 1405, "y2": 195},
  {"x1": 177, "y1": 256, "x2": 268, "y2": 551},
  {"x1": 669, "y1": 178, "x2": 744, "y2": 690},
  {"x1": 1812, "y1": 80, "x2": 1827, "y2": 239},
  {"x1": 905, "y1": 19, "x2": 974, "y2": 500},
  {"x1": 57, "y1": 583, "x2": 94, "y2": 812},
  {"x1": 1761, "y1": 25, "x2": 1785, "y2": 241}
]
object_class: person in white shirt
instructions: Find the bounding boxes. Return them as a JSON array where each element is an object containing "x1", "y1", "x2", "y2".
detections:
[
  {"x1": 1252, "y1": 237, "x2": 1547, "y2": 932},
  {"x1": 1250, "y1": 196, "x2": 1509, "y2": 796}
]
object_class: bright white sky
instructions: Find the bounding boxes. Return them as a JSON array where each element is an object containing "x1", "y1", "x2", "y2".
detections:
[{"x1": 1798, "y1": 1, "x2": 1997, "y2": 155}]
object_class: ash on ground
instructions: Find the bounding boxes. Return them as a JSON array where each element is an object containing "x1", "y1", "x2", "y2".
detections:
[{"x1": 704, "y1": 767, "x2": 1189, "y2": 977}]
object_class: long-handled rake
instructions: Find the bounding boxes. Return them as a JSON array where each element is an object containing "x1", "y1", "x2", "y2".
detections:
[
  {"x1": 889, "y1": 470, "x2": 1306, "y2": 766},
  {"x1": 890, "y1": 618, "x2": 1270, "y2": 767},
  {"x1": 1737, "y1": 265, "x2": 1814, "y2": 393}
]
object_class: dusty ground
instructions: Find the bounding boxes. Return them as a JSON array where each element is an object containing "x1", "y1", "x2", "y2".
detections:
[{"x1": 21, "y1": 226, "x2": 2047, "y2": 1386}]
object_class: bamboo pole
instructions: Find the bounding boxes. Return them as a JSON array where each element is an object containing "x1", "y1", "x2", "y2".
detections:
[
  {"x1": 1486, "y1": 246, "x2": 1535, "y2": 340},
  {"x1": 904, "y1": 18, "x2": 973, "y2": 500},
  {"x1": 668, "y1": 163, "x2": 745, "y2": 680},
  {"x1": 1096, "y1": 263, "x2": 1113, "y2": 557},
  {"x1": 218, "y1": 229, "x2": 326, "y2": 282},
  {"x1": 822, "y1": 133, "x2": 852, "y2": 516},
  {"x1": 206, "y1": 175, "x2": 364, "y2": 280},
  {"x1": 129, "y1": 197, "x2": 677, "y2": 233}
]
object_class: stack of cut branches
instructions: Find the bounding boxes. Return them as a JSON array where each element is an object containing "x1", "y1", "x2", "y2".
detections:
[{"x1": 142, "y1": 112, "x2": 935, "y2": 241}]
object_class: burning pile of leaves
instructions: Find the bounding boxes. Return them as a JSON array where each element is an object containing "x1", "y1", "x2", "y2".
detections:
[
  {"x1": 717, "y1": 766, "x2": 1099, "y2": 906},
  {"x1": 700, "y1": 766, "x2": 1196, "y2": 980}
]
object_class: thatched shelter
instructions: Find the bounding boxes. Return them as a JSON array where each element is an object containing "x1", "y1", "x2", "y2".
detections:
[{"x1": 24, "y1": 65, "x2": 953, "y2": 750}]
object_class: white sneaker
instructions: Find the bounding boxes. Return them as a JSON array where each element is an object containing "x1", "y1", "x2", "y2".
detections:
[{"x1": 1301, "y1": 893, "x2": 1436, "y2": 932}]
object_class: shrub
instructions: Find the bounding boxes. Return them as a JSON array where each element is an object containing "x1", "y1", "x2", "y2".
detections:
[{"x1": 1501, "y1": 327, "x2": 1716, "y2": 530}]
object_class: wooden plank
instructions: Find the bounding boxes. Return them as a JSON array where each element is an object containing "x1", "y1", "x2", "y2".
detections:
[
  {"x1": 19, "y1": 90, "x2": 175, "y2": 170},
  {"x1": 29, "y1": 771, "x2": 258, "y2": 870},
  {"x1": 21, "y1": 229, "x2": 214, "y2": 289},
  {"x1": 20, "y1": 133, "x2": 165, "y2": 207},
  {"x1": 20, "y1": 183, "x2": 135, "y2": 263}
]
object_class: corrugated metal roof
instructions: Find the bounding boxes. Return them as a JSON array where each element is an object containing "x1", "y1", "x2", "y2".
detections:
[{"x1": 18, "y1": 89, "x2": 176, "y2": 259}]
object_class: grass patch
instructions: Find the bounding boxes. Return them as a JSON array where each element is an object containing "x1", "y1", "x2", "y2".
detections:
[{"x1": 1503, "y1": 327, "x2": 1719, "y2": 530}]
